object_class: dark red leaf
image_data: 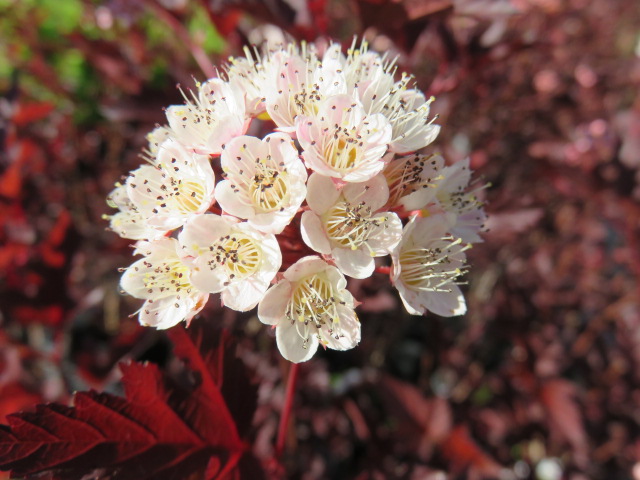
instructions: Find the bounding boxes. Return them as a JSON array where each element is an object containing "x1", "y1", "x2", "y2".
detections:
[{"x1": 0, "y1": 328, "x2": 261, "y2": 480}]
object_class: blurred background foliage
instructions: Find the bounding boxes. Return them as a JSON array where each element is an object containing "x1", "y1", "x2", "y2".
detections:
[{"x1": 1, "y1": 0, "x2": 640, "y2": 479}]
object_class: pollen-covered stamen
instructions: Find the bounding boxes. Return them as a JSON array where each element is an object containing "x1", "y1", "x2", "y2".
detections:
[
  {"x1": 285, "y1": 274, "x2": 344, "y2": 346},
  {"x1": 141, "y1": 260, "x2": 193, "y2": 297},
  {"x1": 399, "y1": 238, "x2": 469, "y2": 292},
  {"x1": 207, "y1": 234, "x2": 262, "y2": 279},
  {"x1": 323, "y1": 200, "x2": 388, "y2": 253},
  {"x1": 385, "y1": 154, "x2": 443, "y2": 206}
]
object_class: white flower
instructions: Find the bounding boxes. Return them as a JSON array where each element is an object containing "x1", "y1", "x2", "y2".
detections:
[
  {"x1": 383, "y1": 153, "x2": 444, "y2": 210},
  {"x1": 338, "y1": 41, "x2": 440, "y2": 154},
  {"x1": 178, "y1": 214, "x2": 281, "y2": 312},
  {"x1": 435, "y1": 158, "x2": 488, "y2": 243},
  {"x1": 226, "y1": 48, "x2": 269, "y2": 117},
  {"x1": 165, "y1": 78, "x2": 248, "y2": 155},
  {"x1": 126, "y1": 139, "x2": 216, "y2": 232},
  {"x1": 215, "y1": 133, "x2": 307, "y2": 234},
  {"x1": 104, "y1": 183, "x2": 164, "y2": 241},
  {"x1": 120, "y1": 237, "x2": 208, "y2": 329},
  {"x1": 258, "y1": 256, "x2": 360, "y2": 363},
  {"x1": 391, "y1": 215, "x2": 468, "y2": 317},
  {"x1": 296, "y1": 94, "x2": 392, "y2": 183},
  {"x1": 301, "y1": 173, "x2": 402, "y2": 278},
  {"x1": 262, "y1": 44, "x2": 346, "y2": 131}
]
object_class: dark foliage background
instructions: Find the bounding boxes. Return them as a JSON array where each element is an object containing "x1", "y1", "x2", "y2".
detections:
[{"x1": 0, "y1": 0, "x2": 639, "y2": 479}]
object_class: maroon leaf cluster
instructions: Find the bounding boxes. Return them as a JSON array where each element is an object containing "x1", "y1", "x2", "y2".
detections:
[{"x1": 0, "y1": 328, "x2": 261, "y2": 480}]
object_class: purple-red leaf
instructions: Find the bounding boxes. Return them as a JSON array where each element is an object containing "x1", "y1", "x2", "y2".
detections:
[{"x1": 0, "y1": 328, "x2": 260, "y2": 480}]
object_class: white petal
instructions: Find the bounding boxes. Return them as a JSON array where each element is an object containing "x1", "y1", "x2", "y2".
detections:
[
  {"x1": 257, "y1": 281, "x2": 292, "y2": 325},
  {"x1": 139, "y1": 297, "x2": 188, "y2": 329},
  {"x1": 423, "y1": 285, "x2": 467, "y2": 317},
  {"x1": 189, "y1": 256, "x2": 229, "y2": 293},
  {"x1": 366, "y1": 212, "x2": 403, "y2": 254},
  {"x1": 323, "y1": 306, "x2": 360, "y2": 351},
  {"x1": 305, "y1": 173, "x2": 340, "y2": 214},
  {"x1": 222, "y1": 277, "x2": 269, "y2": 312},
  {"x1": 343, "y1": 173, "x2": 389, "y2": 211},
  {"x1": 300, "y1": 211, "x2": 332, "y2": 254},
  {"x1": 178, "y1": 214, "x2": 232, "y2": 257},
  {"x1": 282, "y1": 256, "x2": 327, "y2": 282},
  {"x1": 215, "y1": 180, "x2": 255, "y2": 219},
  {"x1": 276, "y1": 322, "x2": 319, "y2": 363},
  {"x1": 332, "y1": 247, "x2": 375, "y2": 279}
]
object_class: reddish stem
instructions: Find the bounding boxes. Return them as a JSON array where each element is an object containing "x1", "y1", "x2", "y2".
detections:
[{"x1": 275, "y1": 362, "x2": 300, "y2": 458}]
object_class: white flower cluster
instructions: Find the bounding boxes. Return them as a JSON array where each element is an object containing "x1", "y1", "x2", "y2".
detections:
[{"x1": 107, "y1": 40, "x2": 487, "y2": 363}]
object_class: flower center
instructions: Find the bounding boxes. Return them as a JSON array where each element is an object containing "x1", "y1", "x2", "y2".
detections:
[
  {"x1": 249, "y1": 169, "x2": 289, "y2": 212},
  {"x1": 399, "y1": 239, "x2": 466, "y2": 292},
  {"x1": 175, "y1": 181, "x2": 206, "y2": 213},
  {"x1": 324, "y1": 136, "x2": 360, "y2": 171},
  {"x1": 323, "y1": 200, "x2": 386, "y2": 252},
  {"x1": 142, "y1": 260, "x2": 192, "y2": 297},
  {"x1": 385, "y1": 154, "x2": 441, "y2": 206},
  {"x1": 210, "y1": 233, "x2": 262, "y2": 279}
]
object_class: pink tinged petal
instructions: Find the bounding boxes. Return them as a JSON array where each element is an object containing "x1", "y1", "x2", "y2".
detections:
[
  {"x1": 222, "y1": 277, "x2": 269, "y2": 312},
  {"x1": 258, "y1": 281, "x2": 293, "y2": 325},
  {"x1": 323, "y1": 305, "x2": 361, "y2": 351},
  {"x1": 423, "y1": 285, "x2": 467, "y2": 317},
  {"x1": 282, "y1": 256, "x2": 327, "y2": 282},
  {"x1": 305, "y1": 173, "x2": 341, "y2": 214},
  {"x1": 342, "y1": 173, "x2": 389, "y2": 211},
  {"x1": 139, "y1": 297, "x2": 189, "y2": 330},
  {"x1": 276, "y1": 321, "x2": 319, "y2": 363},
  {"x1": 332, "y1": 247, "x2": 375, "y2": 279},
  {"x1": 300, "y1": 211, "x2": 332, "y2": 255},
  {"x1": 215, "y1": 180, "x2": 255, "y2": 219},
  {"x1": 189, "y1": 256, "x2": 229, "y2": 293},
  {"x1": 178, "y1": 214, "x2": 232, "y2": 257}
]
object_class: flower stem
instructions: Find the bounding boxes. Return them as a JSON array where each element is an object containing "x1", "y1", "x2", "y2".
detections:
[{"x1": 275, "y1": 362, "x2": 300, "y2": 458}]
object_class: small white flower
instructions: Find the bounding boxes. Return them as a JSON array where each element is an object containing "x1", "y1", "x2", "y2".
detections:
[
  {"x1": 120, "y1": 237, "x2": 208, "y2": 329},
  {"x1": 435, "y1": 158, "x2": 488, "y2": 243},
  {"x1": 383, "y1": 153, "x2": 444, "y2": 210},
  {"x1": 262, "y1": 44, "x2": 346, "y2": 131},
  {"x1": 296, "y1": 94, "x2": 392, "y2": 183},
  {"x1": 166, "y1": 78, "x2": 248, "y2": 155},
  {"x1": 391, "y1": 215, "x2": 468, "y2": 317},
  {"x1": 301, "y1": 173, "x2": 402, "y2": 278},
  {"x1": 258, "y1": 256, "x2": 360, "y2": 363},
  {"x1": 338, "y1": 42, "x2": 440, "y2": 154},
  {"x1": 126, "y1": 139, "x2": 216, "y2": 232},
  {"x1": 215, "y1": 133, "x2": 307, "y2": 234},
  {"x1": 178, "y1": 214, "x2": 281, "y2": 312}
]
